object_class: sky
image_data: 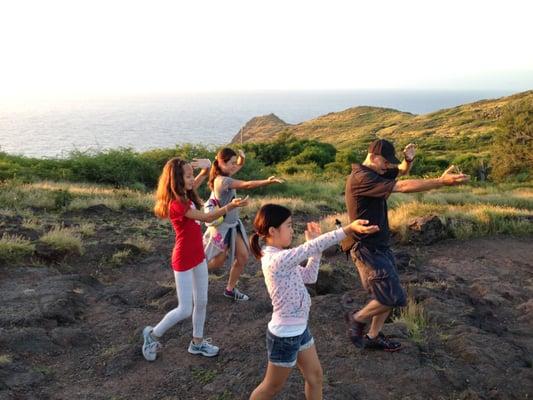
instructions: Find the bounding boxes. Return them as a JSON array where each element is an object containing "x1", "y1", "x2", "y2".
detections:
[{"x1": 0, "y1": 0, "x2": 532, "y2": 100}]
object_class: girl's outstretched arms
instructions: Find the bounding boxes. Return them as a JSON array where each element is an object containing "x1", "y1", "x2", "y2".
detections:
[
  {"x1": 185, "y1": 196, "x2": 249, "y2": 223},
  {"x1": 228, "y1": 176, "x2": 285, "y2": 190}
]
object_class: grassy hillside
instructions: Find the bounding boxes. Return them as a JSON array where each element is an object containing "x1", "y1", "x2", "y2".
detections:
[{"x1": 231, "y1": 90, "x2": 533, "y2": 161}]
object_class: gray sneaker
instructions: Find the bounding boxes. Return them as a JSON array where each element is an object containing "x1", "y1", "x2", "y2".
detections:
[
  {"x1": 223, "y1": 288, "x2": 250, "y2": 301},
  {"x1": 188, "y1": 338, "x2": 220, "y2": 357},
  {"x1": 142, "y1": 326, "x2": 161, "y2": 361}
]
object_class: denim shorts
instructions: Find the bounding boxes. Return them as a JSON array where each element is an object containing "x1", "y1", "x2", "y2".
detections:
[{"x1": 266, "y1": 327, "x2": 315, "y2": 368}]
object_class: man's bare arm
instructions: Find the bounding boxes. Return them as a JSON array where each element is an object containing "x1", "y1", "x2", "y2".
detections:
[{"x1": 394, "y1": 166, "x2": 469, "y2": 193}]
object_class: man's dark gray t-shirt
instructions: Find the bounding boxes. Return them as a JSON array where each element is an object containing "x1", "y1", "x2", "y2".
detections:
[{"x1": 345, "y1": 163, "x2": 398, "y2": 248}]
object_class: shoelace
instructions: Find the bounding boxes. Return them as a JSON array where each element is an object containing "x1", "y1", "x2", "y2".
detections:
[
  {"x1": 146, "y1": 340, "x2": 162, "y2": 352},
  {"x1": 199, "y1": 338, "x2": 214, "y2": 348}
]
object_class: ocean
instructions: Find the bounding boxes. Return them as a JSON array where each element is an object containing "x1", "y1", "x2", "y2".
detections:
[{"x1": 0, "y1": 90, "x2": 512, "y2": 158}]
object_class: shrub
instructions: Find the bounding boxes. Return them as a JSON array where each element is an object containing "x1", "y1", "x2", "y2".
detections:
[
  {"x1": 289, "y1": 143, "x2": 337, "y2": 168},
  {"x1": 408, "y1": 154, "x2": 451, "y2": 177},
  {"x1": 54, "y1": 189, "x2": 74, "y2": 209},
  {"x1": 277, "y1": 160, "x2": 321, "y2": 176},
  {"x1": 68, "y1": 148, "x2": 155, "y2": 187},
  {"x1": 490, "y1": 98, "x2": 533, "y2": 181},
  {"x1": 452, "y1": 154, "x2": 490, "y2": 181}
]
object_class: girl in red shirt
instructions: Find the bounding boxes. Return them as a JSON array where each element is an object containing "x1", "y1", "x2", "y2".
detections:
[{"x1": 142, "y1": 157, "x2": 248, "y2": 361}]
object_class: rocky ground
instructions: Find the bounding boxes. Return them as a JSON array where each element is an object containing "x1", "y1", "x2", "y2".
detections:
[{"x1": 1, "y1": 206, "x2": 532, "y2": 400}]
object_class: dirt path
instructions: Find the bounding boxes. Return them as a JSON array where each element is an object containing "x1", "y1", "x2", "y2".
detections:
[{"x1": 1, "y1": 232, "x2": 532, "y2": 400}]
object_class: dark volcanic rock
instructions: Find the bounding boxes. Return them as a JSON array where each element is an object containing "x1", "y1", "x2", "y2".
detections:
[
  {"x1": 0, "y1": 270, "x2": 96, "y2": 327},
  {"x1": 49, "y1": 327, "x2": 94, "y2": 347},
  {"x1": 394, "y1": 249, "x2": 414, "y2": 271},
  {"x1": 311, "y1": 264, "x2": 357, "y2": 296},
  {"x1": 0, "y1": 328, "x2": 62, "y2": 356},
  {"x1": 83, "y1": 204, "x2": 113, "y2": 214},
  {"x1": 407, "y1": 215, "x2": 448, "y2": 244},
  {"x1": 102, "y1": 344, "x2": 140, "y2": 377},
  {"x1": 1, "y1": 368, "x2": 45, "y2": 390},
  {"x1": 34, "y1": 242, "x2": 69, "y2": 262}
]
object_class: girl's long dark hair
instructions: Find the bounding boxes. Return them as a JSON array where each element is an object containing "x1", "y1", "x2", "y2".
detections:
[
  {"x1": 154, "y1": 157, "x2": 203, "y2": 219},
  {"x1": 208, "y1": 147, "x2": 237, "y2": 190},
  {"x1": 250, "y1": 204, "x2": 292, "y2": 259}
]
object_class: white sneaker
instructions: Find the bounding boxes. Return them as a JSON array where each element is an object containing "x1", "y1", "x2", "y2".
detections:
[
  {"x1": 188, "y1": 338, "x2": 220, "y2": 357},
  {"x1": 142, "y1": 326, "x2": 161, "y2": 361},
  {"x1": 223, "y1": 288, "x2": 250, "y2": 301}
]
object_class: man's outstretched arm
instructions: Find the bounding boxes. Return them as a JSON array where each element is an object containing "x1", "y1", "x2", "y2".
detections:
[{"x1": 393, "y1": 166, "x2": 469, "y2": 193}]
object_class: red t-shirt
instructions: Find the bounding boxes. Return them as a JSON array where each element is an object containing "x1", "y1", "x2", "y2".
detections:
[{"x1": 169, "y1": 199, "x2": 205, "y2": 272}]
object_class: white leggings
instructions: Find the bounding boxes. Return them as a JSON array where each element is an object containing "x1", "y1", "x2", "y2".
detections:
[{"x1": 152, "y1": 260, "x2": 208, "y2": 338}]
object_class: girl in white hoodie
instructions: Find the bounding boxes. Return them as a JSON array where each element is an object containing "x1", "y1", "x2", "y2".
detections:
[{"x1": 249, "y1": 204, "x2": 379, "y2": 400}]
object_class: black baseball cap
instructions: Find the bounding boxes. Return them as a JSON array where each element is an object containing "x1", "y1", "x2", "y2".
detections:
[{"x1": 368, "y1": 139, "x2": 400, "y2": 164}]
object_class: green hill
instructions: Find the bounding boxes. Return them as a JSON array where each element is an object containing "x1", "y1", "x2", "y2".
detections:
[
  {"x1": 230, "y1": 90, "x2": 533, "y2": 160},
  {"x1": 0, "y1": 90, "x2": 529, "y2": 186}
]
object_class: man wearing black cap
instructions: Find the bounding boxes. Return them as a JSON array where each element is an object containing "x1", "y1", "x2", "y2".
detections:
[{"x1": 344, "y1": 139, "x2": 469, "y2": 351}]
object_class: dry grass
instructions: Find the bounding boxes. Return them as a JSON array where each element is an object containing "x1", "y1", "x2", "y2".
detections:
[
  {"x1": 0, "y1": 208, "x2": 16, "y2": 217},
  {"x1": 243, "y1": 196, "x2": 330, "y2": 215},
  {"x1": 67, "y1": 197, "x2": 121, "y2": 211},
  {"x1": 30, "y1": 181, "x2": 127, "y2": 196},
  {"x1": 319, "y1": 263, "x2": 334, "y2": 273},
  {"x1": 39, "y1": 227, "x2": 83, "y2": 255},
  {"x1": 0, "y1": 354, "x2": 13, "y2": 366},
  {"x1": 124, "y1": 236, "x2": 153, "y2": 253},
  {"x1": 0, "y1": 234, "x2": 35, "y2": 263},
  {"x1": 22, "y1": 218, "x2": 41, "y2": 230},
  {"x1": 0, "y1": 185, "x2": 56, "y2": 210},
  {"x1": 389, "y1": 201, "x2": 532, "y2": 243},
  {"x1": 318, "y1": 213, "x2": 350, "y2": 232},
  {"x1": 393, "y1": 296, "x2": 428, "y2": 344},
  {"x1": 110, "y1": 249, "x2": 132, "y2": 266},
  {"x1": 409, "y1": 189, "x2": 533, "y2": 210},
  {"x1": 155, "y1": 279, "x2": 175, "y2": 289},
  {"x1": 1, "y1": 181, "x2": 531, "y2": 260},
  {"x1": 76, "y1": 222, "x2": 96, "y2": 237},
  {"x1": 291, "y1": 213, "x2": 349, "y2": 245},
  {"x1": 0, "y1": 181, "x2": 154, "y2": 212},
  {"x1": 66, "y1": 192, "x2": 153, "y2": 212}
]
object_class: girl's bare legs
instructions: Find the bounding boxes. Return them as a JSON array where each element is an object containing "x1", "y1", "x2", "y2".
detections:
[
  {"x1": 207, "y1": 250, "x2": 227, "y2": 271},
  {"x1": 250, "y1": 345, "x2": 322, "y2": 400},
  {"x1": 227, "y1": 233, "x2": 248, "y2": 291},
  {"x1": 296, "y1": 345, "x2": 323, "y2": 400},
  {"x1": 249, "y1": 363, "x2": 292, "y2": 400}
]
